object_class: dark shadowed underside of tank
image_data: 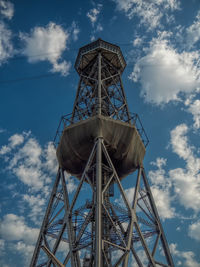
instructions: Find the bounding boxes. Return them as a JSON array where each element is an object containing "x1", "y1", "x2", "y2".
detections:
[{"x1": 56, "y1": 115, "x2": 145, "y2": 180}]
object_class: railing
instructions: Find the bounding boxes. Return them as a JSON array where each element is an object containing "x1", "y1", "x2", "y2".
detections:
[
  {"x1": 129, "y1": 112, "x2": 149, "y2": 148},
  {"x1": 53, "y1": 112, "x2": 149, "y2": 148}
]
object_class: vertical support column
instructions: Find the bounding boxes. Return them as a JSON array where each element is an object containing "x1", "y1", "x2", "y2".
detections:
[
  {"x1": 123, "y1": 168, "x2": 142, "y2": 267},
  {"x1": 98, "y1": 51, "x2": 102, "y2": 116},
  {"x1": 95, "y1": 138, "x2": 102, "y2": 267},
  {"x1": 61, "y1": 169, "x2": 79, "y2": 267}
]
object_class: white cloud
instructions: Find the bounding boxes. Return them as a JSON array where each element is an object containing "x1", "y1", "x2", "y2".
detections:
[
  {"x1": 0, "y1": 132, "x2": 52, "y2": 191},
  {"x1": 0, "y1": 132, "x2": 26, "y2": 155},
  {"x1": 187, "y1": 99, "x2": 200, "y2": 129},
  {"x1": 0, "y1": 131, "x2": 78, "y2": 197},
  {"x1": 13, "y1": 165, "x2": 45, "y2": 191},
  {"x1": 86, "y1": 4, "x2": 102, "y2": 26},
  {"x1": 169, "y1": 124, "x2": 200, "y2": 212},
  {"x1": 0, "y1": 132, "x2": 79, "y2": 264},
  {"x1": 149, "y1": 157, "x2": 167, "y2": 185},
  {"x1": 151, "y1": 186, "x2": 175, "y2": 219},
  {"x1": 170, "y1": 167, "x2": 200, "y2": 212},
  {"x1": 12, "y1": 241, "x2": 35, "y2": 265},
  {"x1": 130, "y1": 38, "x2": 200, "y2": 105},
  {"x1": 170, "y1": 243, "x2": 200, "y2": 267},
  {"x1": 188, "y1": 220, "x2": 200, "y2": 242},
  {"x1": 125, "y1": 187, "x2": 135, "y2": 204},
  {"x1": 0, "y1": 0, "x2": 14, "y2": 20},
  {"x1": 87, "y1": 4, "x2": 103, "y2": 41},
  {"x1": 0, "y1": 213, "x2": 38, "y2": 266},
  {"x1": 10, "y1": 137, "x2": 42, "y2": 167},
  {"x1": 43, "y1": 142, "x2": 58, "y2": 174},
  {"x1": 112, "y1": 0, "x2": 180, "y2": 29},
  {"x1": 170, "y1": 124, "x2": 192, "y2": 160},
  {"x1": 0, "y1": 22, "x2": 14, "y2": 65},
  {"x1": 149, "y1": 158, "x2": 175, "y2": 219},
  {"x1": 20, "y1": 22, "x2": 71, "y2": 76},
  {"x1": 186, "y1": 10, "x2": 200, "y2": 49},
  {"x1": 0, "y1": 145, "x2": 11, "y2": 155},
  {"x1": 9, "y1": 133, "x2": 24, "y2": 147},
  {"x1": 0, "y1": 214, "x2": 39, "y2": 245},
  {"x1": 0, "y1": 131, "x2": 78, "y2": 226},
  {"x1": 23, "y1": 194, "x2": 46, "y2": 225}
]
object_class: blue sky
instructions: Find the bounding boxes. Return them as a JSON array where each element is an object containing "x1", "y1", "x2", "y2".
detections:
[{"x1": 0, "y1": 0, "x2": 200, "y2": 266}]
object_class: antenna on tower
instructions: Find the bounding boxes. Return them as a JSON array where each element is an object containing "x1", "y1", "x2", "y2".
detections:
[{"x1": 30, "y1": 39, "x2": 174, "y2": 267}]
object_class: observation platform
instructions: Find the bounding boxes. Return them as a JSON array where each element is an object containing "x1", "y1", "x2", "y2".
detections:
[
  {"x1": 55, "y1": 113, "x2": 148, "y2": 180},
  {"x1": 75, "y1": 38, "x2": 126, "y2": 74}
]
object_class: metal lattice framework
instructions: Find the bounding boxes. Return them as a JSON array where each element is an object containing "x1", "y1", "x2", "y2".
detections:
[
  {"x1": 30, "y1": 39, "x2": 174, "y2": 267},
  {"x1": 71, "y1": 39, "x2": 130, "y2": 123}
]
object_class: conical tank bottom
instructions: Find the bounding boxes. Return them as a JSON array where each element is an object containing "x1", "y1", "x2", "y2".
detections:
[{"x1": 56, "y1": 115, "x2": 145, "y2": 180}]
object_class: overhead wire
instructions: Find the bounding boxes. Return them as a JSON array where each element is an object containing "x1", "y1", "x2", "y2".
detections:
[
  {"x1": 0, "y1": 41, "x2": 155, "y2": 84},
  {"x1": 0, "y1": 73, "x2": 59, "y2": 84}
]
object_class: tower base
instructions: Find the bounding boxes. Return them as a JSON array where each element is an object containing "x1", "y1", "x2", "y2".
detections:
[{"x1": 30, "y1": 138, "x2": 174, "y2": 267}]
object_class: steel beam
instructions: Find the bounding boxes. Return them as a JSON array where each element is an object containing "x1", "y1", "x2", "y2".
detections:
[{"x1": 95, "y1": 138, "x2": 102, "y2": 267}]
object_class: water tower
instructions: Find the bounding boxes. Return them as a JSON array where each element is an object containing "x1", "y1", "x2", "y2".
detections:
[{"x1": 30, "y1": 39, "x2": 174, "y2": 267}]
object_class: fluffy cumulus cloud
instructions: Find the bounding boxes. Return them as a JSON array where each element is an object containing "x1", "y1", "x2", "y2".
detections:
[
  {"x1": 43, "y1": 142, "x2": 58, "y2": 175},
  {"x1": 112, "y1": 0, "x2": 180, "y2": 29},
  {"x1": 0, "y1": 22, "x2": 14, "y2": 65},
  {"x1": 129, "y1": 37, "x2": 200, "y2": 105},
  {"x1": 170, "y1": 124, "x2": 192, "y2": 160},
  {"x1": 0, "y1": 133, "x2": 25, "y2": 155},
  {"x1": 0, "y1": 214, "x2": 39, "y2": 244},
  {"x1": 0, "y1": 214, "x2": 39, "y2": 264},
  {"x1": 0, "y1": 131, "x2": 76, "y2": 219},
  {"x1": 20, "y1": 22, "x2": 71, "y2": 76},
  {"x1": 0, "y1": 132, "x2": 57, "y2": 192},
  {"x1": 0, "y1": 0, "x2": 14, "y2": 20},
  {"x1": 148, "y1": 122, "x2": 200, "y2": 219},
  {"x1": 169, "y1": 124, "x2": 200, "y2": 212},
  {"x1": 149, "y1": 158, "x2": 175, "y2": 219},
  {"x1": 170, "y1": 243, "x2": 200, "y2": 267},
  {"x1": 188, "y1": 220, "x2": 200, "y2": 242},
  {"x1": 151, "y1": 186, "x2": 174, "y2": 219},
  {"x1": 22, "y1": 194, "x2": 46, "y2": 225}
]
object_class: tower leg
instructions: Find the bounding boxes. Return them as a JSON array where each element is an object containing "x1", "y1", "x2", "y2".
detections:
[
  {"x1": 29, "y1": 167, "x2": 80, "y2": 267},
  {"x1": 95, "y1": 138, "x2": 102, "y2": 267}
]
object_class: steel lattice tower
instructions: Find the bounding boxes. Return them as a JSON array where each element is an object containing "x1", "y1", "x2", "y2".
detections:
[{"x1": 30, "y1": 39, "x2": 174, "y2": 267}]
